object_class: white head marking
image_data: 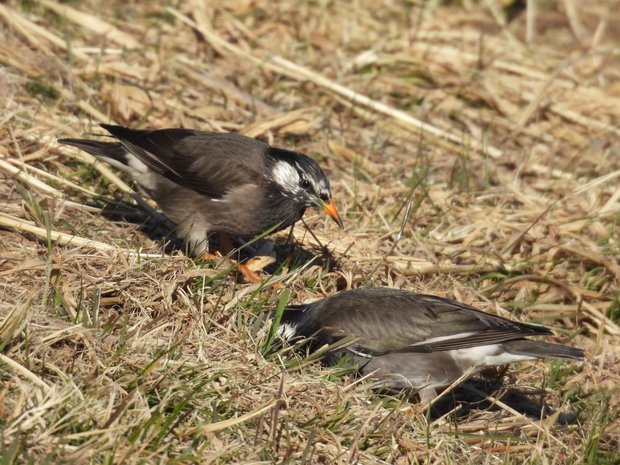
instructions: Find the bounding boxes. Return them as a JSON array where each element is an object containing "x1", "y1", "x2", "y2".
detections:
[
  {"x1": 272, "y1": 161, "x2": 301, "y2": 193},
  {"x1": 294, "y1": 161, "x2": 330, "y2": 199}
]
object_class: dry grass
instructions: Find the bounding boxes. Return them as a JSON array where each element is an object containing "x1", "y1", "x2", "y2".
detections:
[{"x1": 1, "y1": 0, "x2": 619, "y2": 463}]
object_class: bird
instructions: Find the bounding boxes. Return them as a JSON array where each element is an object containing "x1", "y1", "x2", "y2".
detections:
[
  {"x1": 59, "y1": 124, "x2": 343, "y2": 278},
  {"x1": 277, "y1": 288, "x2": 584, "y2": 404}
]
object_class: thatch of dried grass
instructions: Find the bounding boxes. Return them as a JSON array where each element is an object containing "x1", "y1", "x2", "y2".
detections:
[{"x1": 1, "y1": 1, "x2": 619, "y2": 463}]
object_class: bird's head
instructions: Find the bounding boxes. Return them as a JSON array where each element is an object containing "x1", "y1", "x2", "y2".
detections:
[{"x1": 269, "y1": 151, "x2": 343, "y2": 228}]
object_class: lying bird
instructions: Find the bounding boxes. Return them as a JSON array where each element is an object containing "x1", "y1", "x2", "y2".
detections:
[
  {"x1": 59, "y1": 125, "x2": 343, "y2": 280},
  {"x1": 278, "y1": 288, "x2": 584, "y2": 403}
]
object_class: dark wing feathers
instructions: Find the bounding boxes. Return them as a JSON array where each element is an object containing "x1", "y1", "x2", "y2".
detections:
[
  {"x1": 100, "y1": 125, "x2": 189, "y2": 181},
  {"x1": 100, "y1": 124, "x2": 268, "y2": 199},
  {"x1": 402, "y1": 329, "x2": 545, "y2": 353},
  {"x1": 292, "y1": 289, "x2": 552, "y2": 355}
]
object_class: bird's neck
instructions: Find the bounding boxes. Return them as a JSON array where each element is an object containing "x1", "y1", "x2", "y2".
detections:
[{"x1": 258, "y1": 186, "x2": 306, "y2": 233}]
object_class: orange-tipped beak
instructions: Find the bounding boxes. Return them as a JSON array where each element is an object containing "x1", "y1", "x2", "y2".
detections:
[{"x1": 322, "y1": 197, "x2": 344, "y2": 228}]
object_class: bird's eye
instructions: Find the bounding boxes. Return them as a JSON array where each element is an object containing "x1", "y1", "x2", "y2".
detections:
[{"x1": 300, "y1": 176, "x2": 311, "y2": 189}]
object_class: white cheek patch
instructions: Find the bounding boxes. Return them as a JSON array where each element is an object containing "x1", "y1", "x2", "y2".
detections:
[
  {"x1": 276, "y1": 323, "x2": 298, "y2": 340},
  {"x1": 272, "y1": 161, "x2": 301, "y2": 192}
]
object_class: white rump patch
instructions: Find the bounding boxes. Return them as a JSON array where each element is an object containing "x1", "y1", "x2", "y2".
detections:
[
  {"x1": 187, "y1": 229, "x2": 210, "y2": 256},
  {"x1": 271, "y1": 161, "x2": 301, "y2": 193},
  {"x1": 451, "y1": 344, "x2": 535, "y2": 367},
  {"x1": 126, "y1": 154, "x2": 150, "y2": 175},
  {"x1": 103, "y1": 152, "x2": 150, "y2": 177}
]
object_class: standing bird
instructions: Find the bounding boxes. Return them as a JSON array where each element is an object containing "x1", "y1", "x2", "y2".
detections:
[
  {"x1": 59, "y1": 125, "x2": 343, "y2": 278},
  {"x1": 278, "y1": 288, "x2": 584, "y2": 403}
]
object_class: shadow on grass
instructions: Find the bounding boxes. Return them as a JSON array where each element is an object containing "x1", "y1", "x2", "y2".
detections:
[
  {"x1": 428, "y1": 380, "x2": 563, "y2": 421},
  {"x1": 381, "y1": 378, "x2": 578, "y2": 424},
  {"x1": 97, "y1": 198, "x2": 341, "y2": 272}
]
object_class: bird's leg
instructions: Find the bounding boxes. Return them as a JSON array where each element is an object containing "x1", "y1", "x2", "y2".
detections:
[
  {"x1": 284, "y1": 222, "x2": 297, "y2": 266},
  {"x1": 195, "y1": 236, "x2": 221, "y2": 261},
  {"x1": 417, "y1": 387, "x2": 438, "y2": 410},
  {"x1": 218, "y1": 232, "x2": 234, "y2": 256},
  {"x1": 286, "y1": 222, "x2": 296, "y2": 246}
]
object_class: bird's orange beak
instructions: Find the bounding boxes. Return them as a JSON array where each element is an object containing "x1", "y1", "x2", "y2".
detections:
[{"x1": 321, "y1": 197, "x2": 344, "y2": 228}]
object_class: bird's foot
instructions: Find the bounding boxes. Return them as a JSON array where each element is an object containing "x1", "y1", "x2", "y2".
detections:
[
  {"x1": 238, "y1": 255, "x2": 277, "y2": 283},
  {"x1": 197, "y1": 251, "x2": 223, "y2": 261},
  {"x1": 238, "y1": 262, "x2": 263, "y2": 283},
  {"x1": 415, "y1": 387, "x2": 438, "y2": 412},
  {"x1": 198, "y1": 252, "x2": 275, "y2": 284}
]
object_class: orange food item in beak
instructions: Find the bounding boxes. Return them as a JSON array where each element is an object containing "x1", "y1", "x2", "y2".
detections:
[{"x1": 322, "y1": 197, "x2": 344, "y2": 228}]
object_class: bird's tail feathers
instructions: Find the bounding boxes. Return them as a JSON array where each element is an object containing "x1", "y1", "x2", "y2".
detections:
[
  {"x1": 504, "y1": 340, "x2": 584, "y2": 361},
  {"x1": 58, "y1": 139, "x2": 131, "y2": 173}
]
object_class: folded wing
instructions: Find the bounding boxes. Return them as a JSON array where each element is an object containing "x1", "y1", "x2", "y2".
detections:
[
  {"x1": 100, "y1": 124, "x2": 267, "y2": 199},
  {"x1": 310, "y1": 290, "x2": 552, "y2": 355}
]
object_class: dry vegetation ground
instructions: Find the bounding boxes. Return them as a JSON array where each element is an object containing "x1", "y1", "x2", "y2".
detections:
[{"x1": 1, "y1": 0, "x2": 619, "y2": 463}]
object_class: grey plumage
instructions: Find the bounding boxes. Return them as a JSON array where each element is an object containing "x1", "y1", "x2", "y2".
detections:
[
  {"x1": 279, "y1": 288, "x2": 584, "y2": 402},
  {"x1": 59, "y1": 124, "x2": 343, "y2": 255}
]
